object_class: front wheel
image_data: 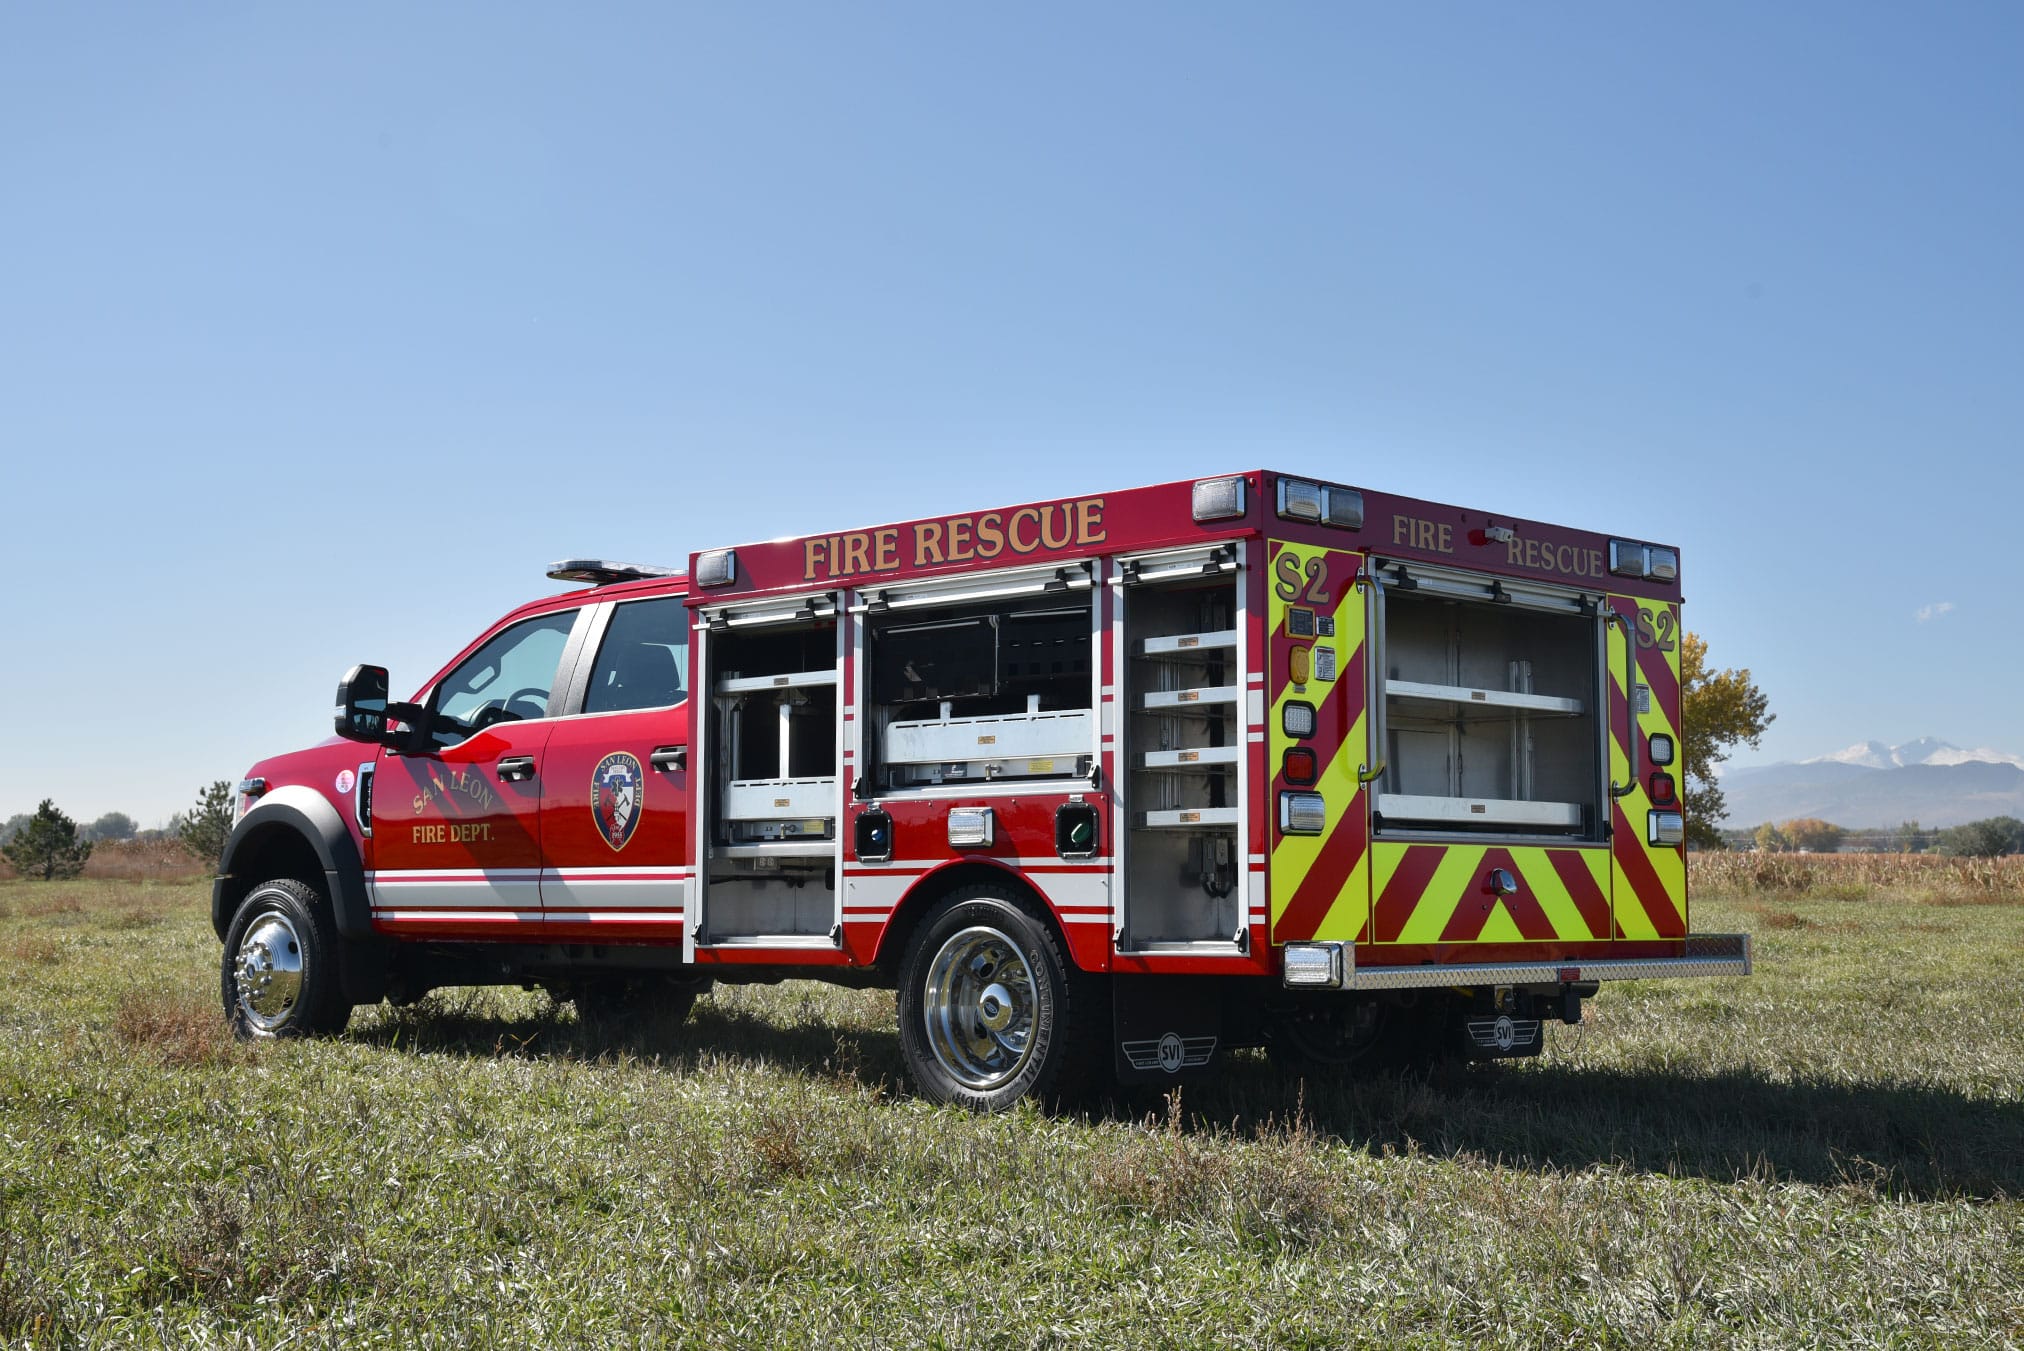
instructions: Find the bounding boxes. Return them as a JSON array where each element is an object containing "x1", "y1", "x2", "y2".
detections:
[
  {"x1": 220, "y1": 879, "x2": 353, "y2": 1038},
  {"x1": 897, "y1": 887, "x2": 1095, "y2": 1111}
]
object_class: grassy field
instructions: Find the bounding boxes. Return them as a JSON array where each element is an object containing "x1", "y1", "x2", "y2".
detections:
[{"x1": 1, "y1": 864, "x2": 2019, "y2": 1347}]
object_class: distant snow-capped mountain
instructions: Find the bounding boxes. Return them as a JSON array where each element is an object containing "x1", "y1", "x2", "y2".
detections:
[
  {"x1": 1722, "y1": 738, "x2": 2024, "y2": 827},
  {"x1": 1803, "y1": 738, "x2": 2024, "y2": 772}
]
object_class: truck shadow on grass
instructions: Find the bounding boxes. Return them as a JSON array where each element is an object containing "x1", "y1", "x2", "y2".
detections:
[
  {"x1": 1190, "y1": 1060, "x2": 2024, "y2": 1203},
  {"x1": 349, "y1": 997, "x2": 2022, "y2": 1203}
]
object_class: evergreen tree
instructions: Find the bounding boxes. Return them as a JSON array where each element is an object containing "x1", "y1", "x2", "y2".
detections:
[
  {"x1": 1, "y1": 800, "x2": 94, "y2": 880},
  {"x1": 172, "y1": 781, "x2": 236, "y2": 867}
]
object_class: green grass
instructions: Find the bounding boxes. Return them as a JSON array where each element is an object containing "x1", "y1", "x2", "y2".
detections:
[{"x1": 1, "y1": 875, "x2": 2019, "y2": 1347}]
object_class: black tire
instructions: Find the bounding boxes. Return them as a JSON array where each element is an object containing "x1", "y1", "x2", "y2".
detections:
[
  {"x1": 570, "y1": 977, "x2": 705, "y2": 1034},
  {"x1": 220, "y1": 878, "x2": 353, "y2": 1038},
  {"x1": 896, "y1": 885, "x2": 1098, "y2": 1111}
]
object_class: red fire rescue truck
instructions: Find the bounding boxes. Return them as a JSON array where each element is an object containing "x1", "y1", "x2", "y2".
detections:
[{"x1": 216, "y1": 471, "x2": 1748, "y2": 1107}]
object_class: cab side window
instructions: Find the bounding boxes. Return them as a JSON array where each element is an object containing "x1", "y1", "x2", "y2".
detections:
[
  {"x1": 433, "y1": 610, "x2": 577, "y2": 743},
  {"x1": 583, "y1": 597, "x2": 690, "y2": 714}
]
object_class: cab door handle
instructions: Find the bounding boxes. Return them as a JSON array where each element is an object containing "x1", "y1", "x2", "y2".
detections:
[
  {"x1": 497, "y1": 756, "x2": 537, "y2": 782},
  {"x1": 650, "y1": 745, "x2": 687, "y2": 772}
]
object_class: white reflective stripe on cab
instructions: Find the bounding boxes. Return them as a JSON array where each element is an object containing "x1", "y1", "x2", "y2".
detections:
[{"x1": 367, "y1": 869, "x2": 542, "y2": 913}]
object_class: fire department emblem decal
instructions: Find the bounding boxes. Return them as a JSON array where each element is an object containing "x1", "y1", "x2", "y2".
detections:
[{"x1": 591, "y1": 752, "x2": 644, "y2": 852}]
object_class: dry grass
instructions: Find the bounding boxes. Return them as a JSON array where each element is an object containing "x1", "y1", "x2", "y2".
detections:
[
  {"x1": 111, "y1": 987, "x2": 251, "y2": 1069},
  {"x1": 1692, "y1": 849, "x2": 2024, "y2": 902},
  {"x1": 3, "y1": 935, "x2": 61, "y2": 965},
  {"x1": 1, "y1": 872, "x2": 2020, "y2": 1346}
]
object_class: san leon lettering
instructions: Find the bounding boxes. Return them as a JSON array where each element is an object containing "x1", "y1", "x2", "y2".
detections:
[
  {"x1": 411, "y1": 766, "x2": 498, "y2": 817},
  {"x1": 801, "y1": 497, "x2": 1107, "y2": 582}
]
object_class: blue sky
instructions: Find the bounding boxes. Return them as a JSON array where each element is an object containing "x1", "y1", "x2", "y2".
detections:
[{"x1": 3, "y1": 4, "x2": 2020, "y2": 826}]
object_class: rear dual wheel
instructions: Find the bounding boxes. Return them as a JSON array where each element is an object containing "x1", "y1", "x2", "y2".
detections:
[{"x1": 897, "y1": 887, "x2": 1098, "y2": 1111}]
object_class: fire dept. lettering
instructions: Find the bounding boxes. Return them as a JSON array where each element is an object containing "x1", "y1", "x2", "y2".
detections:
[
  {"x1": 803, "y1": 497, "x2": 1106, "y2": 582},
  {"x1": 410, "y1": 823, "x2": 494, "y2": 844}
]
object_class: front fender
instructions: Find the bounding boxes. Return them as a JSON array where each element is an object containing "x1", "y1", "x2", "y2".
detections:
[{"x1": 212, "y1": 785, "x2": 371, "y2": 940}]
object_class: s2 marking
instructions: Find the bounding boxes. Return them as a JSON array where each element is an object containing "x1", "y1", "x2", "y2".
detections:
[
  {"x1": 1634, "y1": 606, "x2": 1677, "y2": 652},
  {"x1": 1274, "y1": 550, "x2": 1338, "y2": 605}
]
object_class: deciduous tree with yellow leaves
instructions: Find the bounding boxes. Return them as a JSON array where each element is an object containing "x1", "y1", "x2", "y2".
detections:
[{"x1": 1681, "y1": 632, "x2": 1772, "y2": 849}]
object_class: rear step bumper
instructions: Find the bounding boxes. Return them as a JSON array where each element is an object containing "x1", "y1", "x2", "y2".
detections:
[{"x1": 1282, "y1": 932, "x2": 1752, "y2": 991}]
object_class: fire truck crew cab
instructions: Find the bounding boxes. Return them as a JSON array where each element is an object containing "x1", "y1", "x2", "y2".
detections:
[{"x1": 215, "y1": 471, "x2": 1748, "y2": 1109}]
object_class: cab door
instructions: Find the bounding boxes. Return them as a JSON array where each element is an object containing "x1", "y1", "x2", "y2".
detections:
[
  {"x1": 367, "y1": 608, "x2": 583, "y2": 939},
  {"x1": 539, "y1": 595, "x2": 693, "y2": 941}
]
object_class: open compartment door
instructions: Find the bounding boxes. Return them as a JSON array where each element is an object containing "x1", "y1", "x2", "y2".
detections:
[
  {"x1": 1265, "y1": 541, "x2": 1372, "y2": 946},
  {"x1": 1608, "y1": 593, "x2": 1688, "y2": 939}
]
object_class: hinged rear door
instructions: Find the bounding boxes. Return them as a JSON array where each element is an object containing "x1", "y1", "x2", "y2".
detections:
[{"x1": 1265, "y1": 540, "x2": 1372, "y2": 946}]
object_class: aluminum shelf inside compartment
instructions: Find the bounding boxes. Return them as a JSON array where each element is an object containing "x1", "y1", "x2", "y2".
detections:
[
  {"x1": 1386, "y1": 680, "x2": 1583, "y2": 717},
  {"x1": 1376, "y1": 793, "x2": 1582, "y2": 829},
  {"x1": 1140, "y1": 806, "x2": 1240, "y2": 829},
  {"x1": 1138, "y1": 629, "x2": 1239, "y2": 657},
  {"x1": 1139, "y1": 745, "x2": 1242, "y2": 769},
  {"x1": 716, "y1": 669, "x2": 839, "y2": 695},
  {"x1": 723, "y1": 778, "x2": 837, "y2": 820},
  {"x1": 885, "y1": 708, "x2": 1092, "y2": 766},
  {"x1": 1141, "y1": 685, "x2": 1241, "y2": 711}
]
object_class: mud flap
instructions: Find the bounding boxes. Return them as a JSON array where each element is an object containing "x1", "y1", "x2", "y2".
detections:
[
  {"x1": 1112, "y1": 975, "x2": 1222, "y2": 1085},
  {"x1": 1461, "y1": 1013, "x2": 1545, "y2": 1060}
]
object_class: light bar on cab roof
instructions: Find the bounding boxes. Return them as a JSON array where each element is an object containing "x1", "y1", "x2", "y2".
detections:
[{"x1": 547, "y1": 559, "x2": 681, "y2": 586}]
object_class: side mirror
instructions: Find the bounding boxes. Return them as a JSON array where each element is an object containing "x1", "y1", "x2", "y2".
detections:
[
  {"x1": 335, "y1": 664, "x2": 391, "y2": 744},
  {"x1": 335, "y1": 665, "x2": 425, "y2": 748}
]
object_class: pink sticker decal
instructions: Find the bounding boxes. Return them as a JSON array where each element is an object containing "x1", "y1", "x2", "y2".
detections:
[{"x1": 335, "y1": 769, "x2": 356, "y2": 795}]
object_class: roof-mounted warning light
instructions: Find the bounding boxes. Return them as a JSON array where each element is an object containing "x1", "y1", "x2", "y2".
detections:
[
  {"x1": 1192, "y1": 476, "x2": 1248, "y2": 521},
  {"x1": 1276, "y1": 477, "x2": 1364, "y2": 530},
  {"x1": 1608, "y1": 540, "x2": 1679, "y2": 583},
  {"x1": 546, "y1": 559, "x2": 683, "y2": 587}
]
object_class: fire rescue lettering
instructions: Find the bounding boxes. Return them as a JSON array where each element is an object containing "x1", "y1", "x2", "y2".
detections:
[
  {"x1": 1389, "y1": 513, "x2": 1605, "y2": 581},
  {"x1": 802, "y1": 498, "x2": 1106, "y2": 582},
  {"x1": 1505, "y1": 536, "x2": 1605, "y2": 580}
]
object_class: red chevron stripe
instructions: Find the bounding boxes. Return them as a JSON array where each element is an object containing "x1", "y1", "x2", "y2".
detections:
[
  {"x1": 1437, "y1": 848, "x2": 1557, "y2": 942},
  {"x1": 1547, "y1": 848, "x2": 1614, "y2": 940},
  {"x1": 1270, "y1": 802, "x2": 1368, "y2": 943},
  {"x1": 1372, "y1": 844, "x2": 1446, "y2": 943},
  {"x1": 1609, "y1": 597, "x2": 1681, "y2": 722},
  {"x1": 1613, "y1": 801, "x2": 1686, "y2": 937},
  {"x1": 1635, "y1": 634, "x2": 1680, "y2": 720},
  {"x1": 1285, "y1": 640, "x2": 1361, "y2": 793}
]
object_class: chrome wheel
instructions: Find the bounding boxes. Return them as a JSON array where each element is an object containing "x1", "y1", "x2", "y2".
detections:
[
  {"x1": 232, "y1": 911, "x2": 305, "y2": 1034},
  {"x1": 921, "y1": 925, "x2": 1038, "y2": 1090}
]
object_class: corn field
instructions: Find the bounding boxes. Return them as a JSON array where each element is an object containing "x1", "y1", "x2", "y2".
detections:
[{"x1": 1691, "y1": 849, "x2": 2024, "y2": 900}]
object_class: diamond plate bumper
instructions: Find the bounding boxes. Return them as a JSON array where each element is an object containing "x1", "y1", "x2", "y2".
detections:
[{"x1": 1283, "y1": 932, "x2": 1753, "y2": 991}]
